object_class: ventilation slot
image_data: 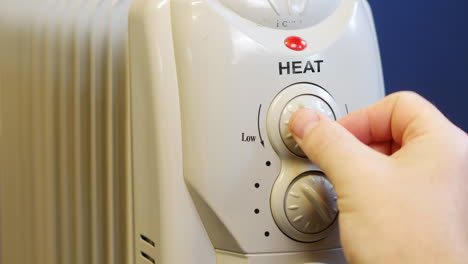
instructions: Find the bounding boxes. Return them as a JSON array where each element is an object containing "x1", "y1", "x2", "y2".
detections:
[
  {"x1": 140, "y1": 234, "x2": 155, "y2": 247},
  {"x1": 140, "y1": 251, "x2": 156, "y2": 264}
]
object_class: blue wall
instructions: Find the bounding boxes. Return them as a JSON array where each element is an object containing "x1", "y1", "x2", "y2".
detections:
[{"x1": 368, "y1": 0, "x2": 468, "y2": 131}]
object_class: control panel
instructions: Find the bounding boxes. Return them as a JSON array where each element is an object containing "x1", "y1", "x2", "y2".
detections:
[{"x1": 267, "y1": 83, "x2": 341, "y2": 242}]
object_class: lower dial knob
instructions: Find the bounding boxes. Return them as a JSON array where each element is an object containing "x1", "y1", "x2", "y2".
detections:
[{"x1": 285, "y1": 172, "x2": 338, "y2": 234}]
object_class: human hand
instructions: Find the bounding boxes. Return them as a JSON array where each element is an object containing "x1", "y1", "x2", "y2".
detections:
[{"x1": 289, "y1": 91, "x2": 468, "y2": 263}]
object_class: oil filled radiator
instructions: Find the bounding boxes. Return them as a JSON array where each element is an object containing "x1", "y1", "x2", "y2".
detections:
[{"x1": 0, "y1": 0, "x2": 385, "y2": 263}]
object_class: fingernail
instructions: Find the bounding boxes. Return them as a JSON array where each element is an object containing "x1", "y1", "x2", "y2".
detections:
[{"x1": 289, "y1": 109, "x2": 320, "y2": 139}]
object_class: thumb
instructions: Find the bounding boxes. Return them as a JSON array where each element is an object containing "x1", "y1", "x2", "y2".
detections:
[{"x1": 289, "y1": 109, "x2": 385, "y2": 188}]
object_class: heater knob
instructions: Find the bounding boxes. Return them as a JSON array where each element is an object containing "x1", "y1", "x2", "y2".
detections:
[
  {"x1": 217, "y1": 0, "x2": 342, "y2": 30},
  {"x1": 285, "y1": 173, "x2": 337, "y2": 234},
  {"x1": 280, "y1": 95, "x2": 335, "y2": 157},
  {"x1": 266, "y1": 83, "x2": 340, "y2": 159}
]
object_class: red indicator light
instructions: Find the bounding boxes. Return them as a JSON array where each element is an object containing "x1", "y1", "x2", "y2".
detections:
[{"x1": 284, "y1": 36, "x2": 307, "y2": 51}]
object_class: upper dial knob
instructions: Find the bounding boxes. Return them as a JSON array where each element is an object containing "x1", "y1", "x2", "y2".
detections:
[
  {"x1": 267, "y1": 83, "x2": 341, "y2": 160},
  {"x1": 280, "y1": 95, "x2": 335, "y2": 157},
  {"x1": 217, "y1": 0, "x2": 342, "y2": 30}
]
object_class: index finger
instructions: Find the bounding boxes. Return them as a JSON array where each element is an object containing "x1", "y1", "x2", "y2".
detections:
[{"x1": 338, "y1": 91, "x2": 447, "y2": 146}]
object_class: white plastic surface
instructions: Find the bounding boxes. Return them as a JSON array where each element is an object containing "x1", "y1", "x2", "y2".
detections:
[
  {"x1": 129, "y1": 1, "x2": 215, "y2": 263},
  {"x1": 216, "y1": 249, "x2": 346, "y2": 263},
  {"x1": 217, "y1": 0, "x2": 342, "y2": 29}
]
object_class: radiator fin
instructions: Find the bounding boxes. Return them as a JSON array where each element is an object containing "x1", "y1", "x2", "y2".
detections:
[{"x1": 0, "y1": 1, "x2": 135, "y2": 264}]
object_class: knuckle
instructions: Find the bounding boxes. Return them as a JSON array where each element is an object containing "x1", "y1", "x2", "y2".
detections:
[{"x1": 393, "y1": 91, "x2": 426, "y2": 104}]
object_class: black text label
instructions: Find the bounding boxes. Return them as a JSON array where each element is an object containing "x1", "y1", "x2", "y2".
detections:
[{"x1": 279, "y1": 60, "x2": 324, "y2": 75}]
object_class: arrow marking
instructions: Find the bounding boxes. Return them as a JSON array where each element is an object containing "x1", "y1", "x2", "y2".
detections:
[{"x1": 258, "y1": 104, "x2": 265, "y2": 147}]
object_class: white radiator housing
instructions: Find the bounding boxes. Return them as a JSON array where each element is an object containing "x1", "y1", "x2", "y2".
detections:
[
  {"x1": 129, "y1": 0, "x2": 384, "y2": 263},
  {"x1": 0, "y1": 0, "x2": 384, "y2": 263}
]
